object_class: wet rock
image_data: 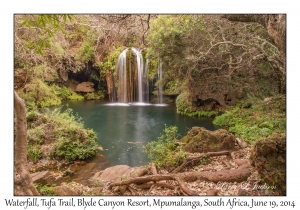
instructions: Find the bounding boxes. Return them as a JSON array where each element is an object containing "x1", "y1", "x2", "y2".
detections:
[
  {"x1": 250, "y1": 133, "x2": 286, "y2": 195},
  {"x1": 181, "y1": 127, "x2": 236, "y2": 153},
  {"x1": 75, "y1": 82, "x2": 95, "y2": 92}
]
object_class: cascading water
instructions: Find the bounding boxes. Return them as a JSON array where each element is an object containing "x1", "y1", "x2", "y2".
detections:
[
  {"x1": 131, "y1": 48, "x2": 144, "y2": 102},
  {"x1": 158, "y1": 61, "x2": 163, "y2": 104},
  {"x1": 144, "y1": 59, "x2": 150, "y2": 103},
  {"x1": 115, "y1": 47, "x2": 149, "y2": 103},
  {"x1": 116, "y1": 49, "x2": 128, "y2": 103}
]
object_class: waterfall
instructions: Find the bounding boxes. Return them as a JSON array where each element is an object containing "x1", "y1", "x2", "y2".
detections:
[
  {"x1": 144, "y1": 59, "x2": 150, "y2": 103},
  {"x1": 115, "y1": 48, "x2": 148, "y2": 103},
  {"x1": 116, "y1": 49, "x2": 128, "y2": 103},
  {"x1": 158, "y1": 61, "x2": 163, "y2": 104},
  {"x1": 131, "y1": 48, "x2": 144, "y2": 102}
]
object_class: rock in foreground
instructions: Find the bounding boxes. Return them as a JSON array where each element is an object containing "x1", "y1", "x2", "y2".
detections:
[{"x1": 181, "y1": 127, "x2": 236, "y2": 153}]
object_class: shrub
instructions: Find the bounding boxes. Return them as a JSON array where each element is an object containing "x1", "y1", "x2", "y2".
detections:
[
  {"x1": 51, "y1": 129, "x2": 98, "y2": 161},
  {"x1": 144, "y1": 126, "x2": 187, "y2": 171},
  {"x1": 27, "y1": 144, "x2": 42, "y2": 163},
  {"x1": 26, "y1": 107, "x2": 99, "y2": 161},
  {"x1": 84, "y1": 90, "x2": 106, "y2": 100},
  {"x1": 18, "y1": 78, "x2": 61, "y2": 110},
  {"x1": 176, "y1": 91, "x2": 193, "y2": 114},
  {"x1": 34, "y1": 183, "x2": 56, "y2": 196},
  {"x1": 67, "y1": 92, "x2": 84, "y2": 101},
  {"x1": 213, "y1": 96, "x2": 286, "y2": 145},
  {"x1": 51, "y1": 84, "x2": 72, "y2": 99}
]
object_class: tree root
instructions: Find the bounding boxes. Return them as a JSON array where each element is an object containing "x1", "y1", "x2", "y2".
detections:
[
  {"x1": 149, "y1": 163, "x2": 158, "y2": 175},
  {"x1": 108, "y1": 160, "x2": 252, "y2": 196},
  {"x1": 172, "y1": 151, "x2": 231, "y2": 173},
  {"x1": 175, "y1": 176, "x2": 198, "y2": 196}
]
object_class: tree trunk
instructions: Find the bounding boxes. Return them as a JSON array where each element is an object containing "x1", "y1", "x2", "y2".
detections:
[{"x1": 14, "y1": 91, "x2": 39, "y2": 196}]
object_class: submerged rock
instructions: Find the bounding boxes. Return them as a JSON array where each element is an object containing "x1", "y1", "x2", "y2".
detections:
[{"x1": 180, "y1": 127, "x2": 236, "y2": 153}]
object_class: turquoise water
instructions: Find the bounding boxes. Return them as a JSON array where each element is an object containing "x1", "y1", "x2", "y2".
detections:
[{"x1": 64, "y1": 101, "x2": 219, "y2": 167}]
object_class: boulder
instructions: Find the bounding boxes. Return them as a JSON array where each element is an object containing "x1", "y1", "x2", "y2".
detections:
[
  {"x1": 30, "y1": 170, "x2": 62, "y2": 185},
  {"x1": 250, "y1": 133, "x2": 286, "y2": 195},
  {"x1": 92, "y1": 165, "x2": 148, "y2": 183},
  {"x1": 94, "y1": 165, "x2": 131, "y2": 183},
  {"x1": 181, "y1": 127, "x2": 236, "y2": 153},
  {"x1": 75, "y1": 82, "x2": 95, "y2": 92}
]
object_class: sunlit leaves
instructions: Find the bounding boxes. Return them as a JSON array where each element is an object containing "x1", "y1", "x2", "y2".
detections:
[{"x1": 18, "y1": 14, "x2": 73, "y2": 54}]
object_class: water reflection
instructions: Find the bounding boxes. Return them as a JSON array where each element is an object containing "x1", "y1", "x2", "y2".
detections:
[{"x1": 64, "y1": 101, "x2": 219, "y2": 167}]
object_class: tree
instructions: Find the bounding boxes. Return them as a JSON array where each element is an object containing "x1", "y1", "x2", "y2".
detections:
[
  {"x1": 147, "y1": 15, "x2": 285, "y2": 112},
  {"x1": 14, "y1": 14, "x2": 72, "y2": 195},
  {"x1": 222, "y1": 14, "x2": 286, "y2": 73},
  {"x1": 14, "y1": 91, "x2": 39, "y2": 195}
]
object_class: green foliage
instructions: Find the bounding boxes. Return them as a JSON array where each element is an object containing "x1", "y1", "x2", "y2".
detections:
[
  {"x1": 51, "y1": 132, "x2": 98, "y2": 161},
  {"x1": 34, "y1": 183, "x2": 56, "y2": 196},
  {"x1": 198, "y1": 155, "x2": 210, "y2": 166},
  {"x1": 176, "y1": 91, "x2": 193, "y2": 114},
  {"x1": 32, "y1": 64, "x2": 58, "y2": 82},
  {"x1": 20, "y1": 14, "x2": 73, "y2": 54},
  {"x1": 84, "y1": 90, "x2": 106, "y2": 100},
  {"x1": 19, "y1": 78, "x2": 61, "y2": 110},
  {"x1": 67, "y1": 92, "x2": 85, "y2": 101},
  {"x1": 27, "y1": 127, "x2": 44, "y2": 144},
  {"x1": 164, "y1": 79, "x2": 181, "y2": 95},
  {"x1": 51, "y1": 84, "x2": 72, "y2": 99},
  {"x1": 76, "y1": 40, "x2": 95, "y2": 63},
  {"x1": 146, "y1": 15, "x2": 206, "y2": 93},
  {"x1": 98, "y1": 47, "x2": 123, "y2": 77},
  {"x1": 144, "y1": 126, "x2": 187, "y2": 170},
  {"x1": 176, "y1": 92, "x2": 218, "y2": 117},
  {"x1": 27, "y1": 144, "x2": 42, "y2": 163},
  {"x1": 147, "y1": 15, "x2": 205, "y2": 56},
  {"x1": 92, "y1": 179, "x2": 104, "y2": 187},
  {"x1": 186, "y1": 110, "x2": 219, "y2": 118},
  {"x1": 176, "y1": 92, "x2": 219, "y2": 117},
  {"x1": 27, "y1": 107, "x2": 99, "y2": 161},
  {"x1": 213, "y1": 96, "x2": 286, "y2": 145},
  {"x1": 75, "y1": 28, "x2": 98, "y2": 63}
]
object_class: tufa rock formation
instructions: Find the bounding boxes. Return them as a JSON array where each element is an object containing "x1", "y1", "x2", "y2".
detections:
[
  {"x1": 180, "y1": 127, "x2": 236, "y2": 153},
  {"x1": 75, "y1": 82, "x2": 95, "y2": 93},
  {"x1": 250, "y1": 133, "x2": 286, "y2": 195}
]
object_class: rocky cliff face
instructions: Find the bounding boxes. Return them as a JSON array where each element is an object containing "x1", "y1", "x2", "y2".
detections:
[{"x1": 187, "y1": 65, "x2": 283, "y2": 112}]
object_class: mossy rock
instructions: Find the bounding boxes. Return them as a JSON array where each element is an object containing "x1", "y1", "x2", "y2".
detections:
[
  {"x1": 180, "y1": 127, "x2": 236, "y2": 153},
  {"x1": 250, "y1": 133, "x2": 286, "y2": 195}
]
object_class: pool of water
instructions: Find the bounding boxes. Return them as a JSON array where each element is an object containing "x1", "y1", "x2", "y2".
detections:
[{"x1": 64, "y1": 100, "x2": 219, "y2": 167}]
